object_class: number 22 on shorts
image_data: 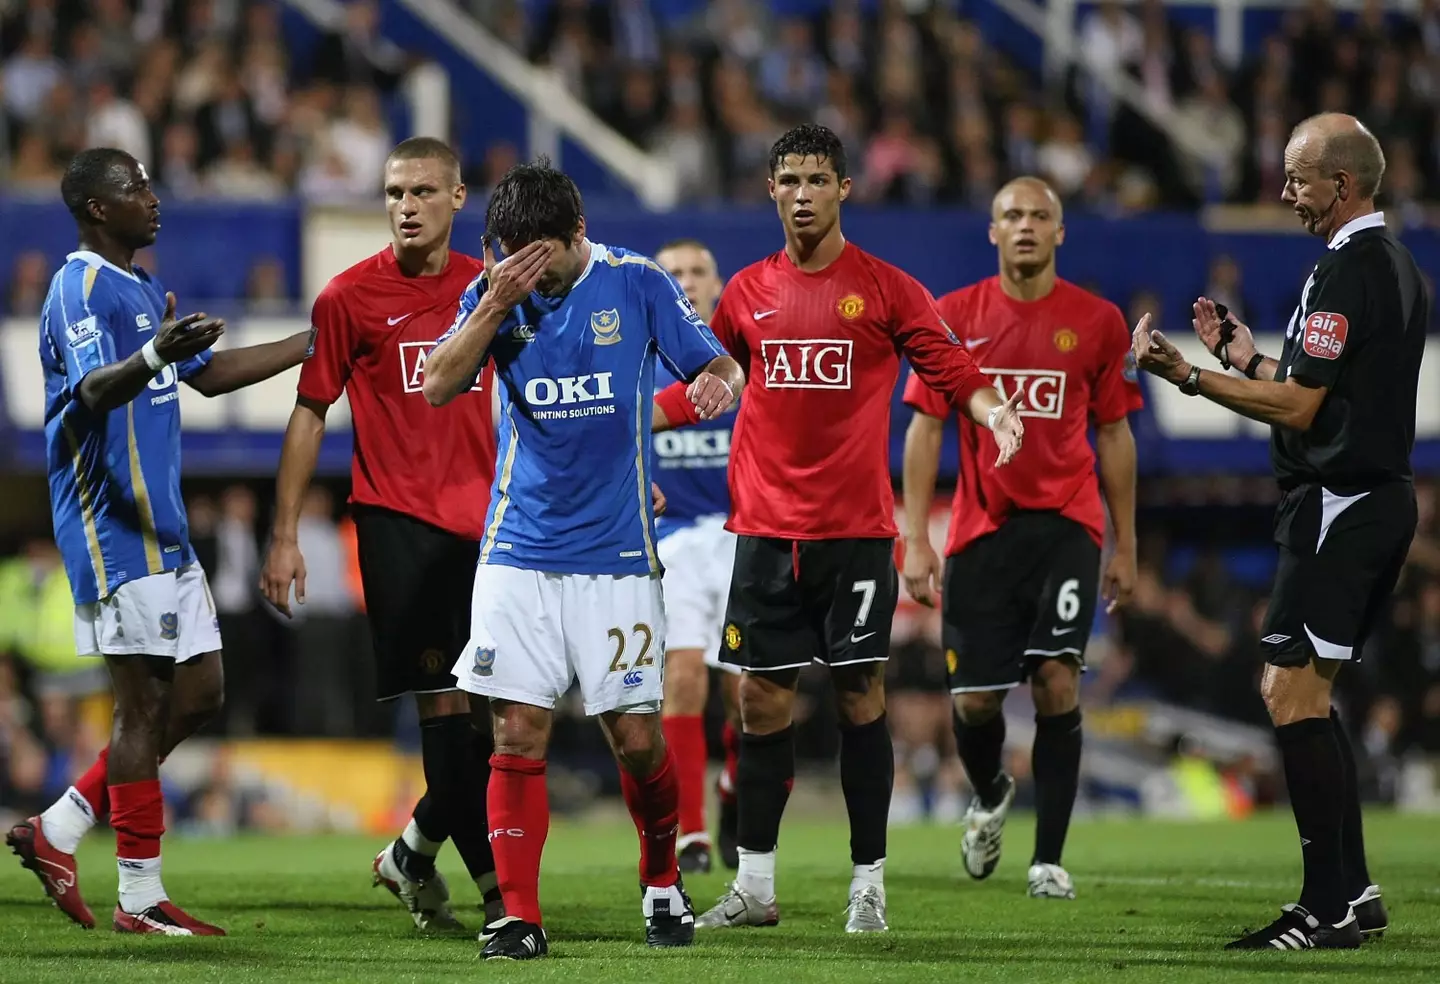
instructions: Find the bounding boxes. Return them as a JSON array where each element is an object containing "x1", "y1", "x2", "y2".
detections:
[{"x1": 608, "y1": 623, "x2": 657, "y2": 672}]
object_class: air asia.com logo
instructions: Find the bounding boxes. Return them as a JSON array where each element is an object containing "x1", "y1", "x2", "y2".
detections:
[
  {"x1": 760, "y1": 339, "x2": 853, "y2": 390},
  {"x1": 399, "y1": 342, "x2": 483, "y2": 394},
  {"x1": 1302, "y1": 311, "x2": 1348, "y2": 360}
]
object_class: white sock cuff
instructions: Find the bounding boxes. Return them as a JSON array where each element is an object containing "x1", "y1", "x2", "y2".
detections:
[{"x1": 402, "y1": 818, "x2": 443, "y2": 856}]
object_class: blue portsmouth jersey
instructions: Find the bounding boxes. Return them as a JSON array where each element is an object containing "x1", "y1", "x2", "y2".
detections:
[
  {"x1": 652, "y1": 363, "x2": 734, "y2": 540},
  {"x1": 39, "y1": 251, "x2": 213, "y2": 604},
  {"x1": 444, "y1": 240, "x2": 727, "y2": 576}
]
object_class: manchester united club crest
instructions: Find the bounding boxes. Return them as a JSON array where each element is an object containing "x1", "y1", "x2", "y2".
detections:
[
  {"x1": 1053, "y1": 327, "x2": 1078, "y2": 353},
  {"x1": 724, "y1": 623, "x2": 742, "y2": 651},
  {"x1": 591, "y1": 308, "x2": 622, "y2": 345},
  {"x1": 946, "y1": 649, "x2": 958, "y2": 675},
  {"x1": 836, "y1": 294, "x2": 865, "y2": 320}
]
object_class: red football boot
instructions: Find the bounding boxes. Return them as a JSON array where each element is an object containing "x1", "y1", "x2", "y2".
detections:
[
  {"x1": 113, "y1": 901, "x2": 226, "y2": 936},
  {"x1": 6, "y1": 817, "x2": 96, "y2": 929}
]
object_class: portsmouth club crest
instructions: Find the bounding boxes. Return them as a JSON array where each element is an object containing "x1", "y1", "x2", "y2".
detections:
[{"x1": 591, "y1": 308, "x2": 622, "y2": 345}]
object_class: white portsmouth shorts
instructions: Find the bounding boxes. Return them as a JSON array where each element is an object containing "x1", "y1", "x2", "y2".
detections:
[
  {"x1": 454, "y1": 564, "x2": 667, "y2": 716},
  {"x1": 657, "y1": 516, "x2": 739, "y2": 675},
  {"x1": 74, "y1": 563, "x2": 222, "y2": 662}
]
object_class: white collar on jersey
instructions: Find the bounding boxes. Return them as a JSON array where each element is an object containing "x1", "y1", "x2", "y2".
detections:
[
  {"x1": 1327, "y1": 211, "x2": 1387, "y2": 250},
  {"x1": 67, "y1": 250, "x2": 141, "y2": 282},
  {"x1": 565, "y1": 239, "x2": 601, "y2": 292}
]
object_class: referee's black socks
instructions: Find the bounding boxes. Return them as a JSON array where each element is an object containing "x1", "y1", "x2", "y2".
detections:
[
  {"x1": 419, "y1": 713, "x2": 496, "y2": 885},
  {"x1": 1032, "y1": 708, "x2": 1082, "y2": 866},
  {"x1": 840, "y1": 714, "x2": 892, "y2": 865},
  {"x1": 1276, "y1": 716, "x2": 1348, "y2": 923},
  {"x1": 1330, "y1": 707, "x2": 1373, "y2": 900},
  {"x1": 736, "y1": 726, "x2": 795, "y2": 854}
]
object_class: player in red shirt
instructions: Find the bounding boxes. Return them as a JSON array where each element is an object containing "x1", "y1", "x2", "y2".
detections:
[
  {"x1": 259, "y1": 138, "x2": 501, "y2": 931},
  {"x1": 902, "y1": 177, "x2": 1142, "y2": 901},
  {"x1": 687, "y1": 124, "x2": 1024, "y2": 934}
]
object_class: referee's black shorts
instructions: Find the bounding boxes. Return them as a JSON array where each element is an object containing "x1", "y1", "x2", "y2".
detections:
[
  {"x1": 1260, "y1": 481, "x2": 1416, "y2": 668},
  {"x1": 353, "y1": 504, "x2": 478, "y2": 701}
]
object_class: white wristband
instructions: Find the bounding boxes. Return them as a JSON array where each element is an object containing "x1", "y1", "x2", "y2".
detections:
[
  {"x1": 140, "y1": 338, "x2": 169, "y2": 373},
  {"x1": 986, "y1": 404, "x2": 1004, "y2": 431}
]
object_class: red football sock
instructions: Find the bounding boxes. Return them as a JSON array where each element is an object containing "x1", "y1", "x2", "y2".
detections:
[
  {"x1": 76, "y1": 745, "x2": 111, "y2": 819},
  {"x1": 619, "y1": 748, "x2": 680, "y2": 888},
  {"x1": 488, "y1": 754, "x2": 549, "y2": 926},
  {"x1": 719, "y1": 721, "x2": 739, "y2": 805},
  {"x1": 662, "y1": 715, "x2": 708, "y2": 836},
  {"x1": 109, "y1": 780, "x2": 164, "y2": 860}
]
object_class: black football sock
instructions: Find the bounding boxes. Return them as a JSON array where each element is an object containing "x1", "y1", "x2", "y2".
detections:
[
  {"x1": 954, "y1": 708, "x2": 1007, "y2": 806},
  {"x1": 398, "y1": 790, "x2": 443, "y2": 882},
  {"x1": 1276, "y1": 716, "x2": 1348, "y2": 923},
  {"x1": 420, "y1": 713, "x2": 497, "y2": 885},
  {"x1": 840, "y1": 714, "x2": 893, "y2": 865},
  {"x1": 736, "y1": 726, "x2": 795, "y2": 853},
  {"x1": 1031, "y1": 708, "x2": 1083, "y2": 866},
  {"x1": 1331, "y1": 707, "x2": 1373, "y2": 900}
]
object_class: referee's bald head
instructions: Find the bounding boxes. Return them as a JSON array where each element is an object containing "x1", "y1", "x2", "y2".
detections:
[{"x1": 1287, "y1": 113, "x2": 1386, "y2": 200}]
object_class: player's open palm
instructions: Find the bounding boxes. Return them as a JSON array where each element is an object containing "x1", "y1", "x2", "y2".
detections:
[
  {"x1": 991, "y1": 390, "x2": 1025, "y2": 466},
  {"x1": 481, "y1": 239, "x2": 551, "y2": 308},
  {"x1": 1192, "y1": 296, "x2": 1256, "y2": 368},
  {"x1": 903, "y1": 537, "x2": 942, "y2": 608},
  {"x1": 154, "y1": 291, "x2": 225, "y2": 363},
  {"x1": 260, "y1": 538, "x2": 307, "y2": 618}
]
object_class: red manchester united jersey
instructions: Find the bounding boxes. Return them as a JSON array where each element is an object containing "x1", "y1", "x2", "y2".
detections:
[
  {"x1": 904, "y1": 276, "x2": 1142, "y2": 556},
  {"x1": 297, "y1": 247, "x2": 496, "y2": 540},
  {"x1": 712, "y1": 241, "x2": 988, "y2": 540}
]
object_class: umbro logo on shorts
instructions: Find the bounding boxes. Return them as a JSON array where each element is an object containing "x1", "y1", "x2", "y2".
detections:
[{"x1": 1261, "y1": 633, "x2": 1292, "y2": 645}]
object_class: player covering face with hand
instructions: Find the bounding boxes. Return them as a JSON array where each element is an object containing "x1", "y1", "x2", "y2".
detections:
[{"x1": 422, "y1": 159, "x2": 744, "y2": 960}]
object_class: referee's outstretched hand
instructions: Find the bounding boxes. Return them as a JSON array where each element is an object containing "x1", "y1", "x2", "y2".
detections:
[
  {"x1": 1132, "y1": 313, "x2": 1190, "y2": 384},
  {"x1": 481, "y1": 239, "x2": 551, "y2": 308}
]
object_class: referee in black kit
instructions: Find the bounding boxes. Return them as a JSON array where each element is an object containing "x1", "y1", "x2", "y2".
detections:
[{"x1": 1133, "y1": 113, "x2": 1426, "y2": 951}]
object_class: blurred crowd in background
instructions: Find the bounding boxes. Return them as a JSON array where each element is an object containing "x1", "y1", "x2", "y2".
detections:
[{"x1": 4, "y1": 0, "x2": 1440, "y2": 211}]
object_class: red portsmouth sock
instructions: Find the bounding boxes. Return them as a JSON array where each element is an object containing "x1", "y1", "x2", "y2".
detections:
[
  {"x1": 488, "y1": 754, "x2": 549, "y2": 926},
  {"x1": 109, "y1": 779, "x2": 164, "y2": 860},
  {"x1": 719, "y1": 722, "x2": 739, "y2": 805},
  {"x1": 620, "y1": 748, "x2": 680, "y2": 888},
  {"x1": 75, "y1": 745, "x2": 111, "y2": 819},
  {"x1": 662, "y1": 715, "x2": 708, "y2": 837}
]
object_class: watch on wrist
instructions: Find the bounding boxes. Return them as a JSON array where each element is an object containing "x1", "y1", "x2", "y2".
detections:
[{"x1": 1178, "y1": 364, "x2": 1202, "y2": 396}]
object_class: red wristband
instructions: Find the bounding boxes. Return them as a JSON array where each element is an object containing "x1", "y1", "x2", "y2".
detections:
[{"x1": 655, "y1": 380, "x2": 701, "y2": 427}]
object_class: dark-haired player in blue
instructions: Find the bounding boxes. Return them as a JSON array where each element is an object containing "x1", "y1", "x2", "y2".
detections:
[
  {"x1": 424, "y1": 159, "x2": 745, "y2": 960},
  {"x1": 7, "y1": 148, "x2": 310, "y2": 935}
]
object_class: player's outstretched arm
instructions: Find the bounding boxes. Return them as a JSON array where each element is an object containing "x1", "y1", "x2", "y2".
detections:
[
  {"x1": 78, "y1": 291, "x2": 223, "y2": 414},
  {"x1": 964, "y1": 386, "x2": 1025, "y2": 467},
  {"x1": 1132, "y1": 313, "x2": 1327, "y2": 430},
  {"x1": 901, "y1": 411, "x2": 945, "y2": 608},
  {"x1": 424, "y1": 240, "x2": 550, "y2": 406},
  {"x1": 185, "y1": 330, "x2": 312, "y2": 397},
  {"x1": 1095, "y1": 418, "x2": 1138, "y2": 613},
  {"x1": 259, "y1": 396, "x2": 328, "y2": 618}
]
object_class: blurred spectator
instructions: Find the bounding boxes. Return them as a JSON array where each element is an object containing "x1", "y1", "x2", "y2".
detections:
[
  {"x1": 3, "y1": 31, "x2": 63, "y2": 125},
  {"x1": 1204, "y1": 254, "x2": 1250, "y2": 326},
  {"x1": 1037, "y1": 113, "x2": 1094, "y2": 199},
  {"x1": 8, "y1": 250, "x2": 49, "y2": 316},
  {"x1": 205, "y1": 138, "x2": 286, "y2": 200},
  {"x1": 313, "y1": 0, "x2": 407, "y2": 93},
  {"x1": 1172, "y1": 74, "x2": 1245, "y2": 201},
  {"x1": 651, "y1": 100, "x2": 720, "y2": 204},
  {"x1": 84, "y1": 79, "x2": 151, "y2": 166},
  {"x1": 288, "y1": 487, "x2": 358, "y2": 737},
  {"x1": 246, "y1": 256, "x2": 293, "y2": 314},
  {"x1": 8, "y1": 132, "x2": 62, "y2": 196}
]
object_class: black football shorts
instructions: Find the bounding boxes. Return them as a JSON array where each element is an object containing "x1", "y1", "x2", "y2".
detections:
[
  {"x1": 1261, "y1": 481, "x2": 1416, "y2": 667},
  {"x1": 720, "y1": 536, "x2": 898, "y2": 673},
  {"x1": 353, "y1": 504, "x2": 478, "y2": 701},
  {"x1": 941, "y1": 511, "x2": 1101, "y2": 692}
]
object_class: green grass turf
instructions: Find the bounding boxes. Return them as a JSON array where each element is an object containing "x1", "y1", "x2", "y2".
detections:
[{"x1": 2, "y1": 811, "x2": 1438, "y2": 982}]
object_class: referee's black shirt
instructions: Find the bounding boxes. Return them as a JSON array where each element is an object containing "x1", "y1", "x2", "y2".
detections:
[{"x1": 1273, "y1": 212, "x2": 1429, "y2": 491}]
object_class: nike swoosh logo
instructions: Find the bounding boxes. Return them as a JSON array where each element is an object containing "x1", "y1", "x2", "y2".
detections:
[
  {"x1": 850, "y1": 631, "x2": 877, "y2": 643},
  {"x1": 387, "y1": 313, "x2": 414, "y2": 325},
  {"x1": 964, "y1": 337, "x2": 989, "y2": 350},
  {"x1": 753, "y1": 309, "x2": 779, "y2": 320},
  {"x1": 1051, "y1": 627, "x2": 1077, "y2": 636}
]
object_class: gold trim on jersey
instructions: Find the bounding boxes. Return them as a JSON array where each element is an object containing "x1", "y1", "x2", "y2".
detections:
[
  {"x1": 632, "y1": 367, "x2": 659, "y2": 574},
  {"x1": 602, "y1": 251, "x2": 663, "y2": 274},
  {"x1": 82, "y1": 266, "x2": 99, "y2": 301},
  {"x1": 63, "y1": 415, "x2": 108, "y2": 598},
  {"x1": 126, "y1": 404, "x2": 164, "y2": 574},
  {"x1": 479, "y1": 410, "x2": 519, "y2": 564}
]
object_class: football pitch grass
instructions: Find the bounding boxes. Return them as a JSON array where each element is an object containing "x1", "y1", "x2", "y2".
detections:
[{"x1": 3, "y1": 811, "x2": 1438, "y2": 983}]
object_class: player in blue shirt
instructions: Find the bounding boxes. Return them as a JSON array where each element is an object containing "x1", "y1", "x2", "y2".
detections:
[
  {"x1": 7, "y1": 148, "x2": 310, "y2": 936},
  {"x1": 423, "y1": 160, "x2": 745, "y2": 960},
  {"x1": 647, "y1": 239, "x2": 743, "y2": 876}
]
